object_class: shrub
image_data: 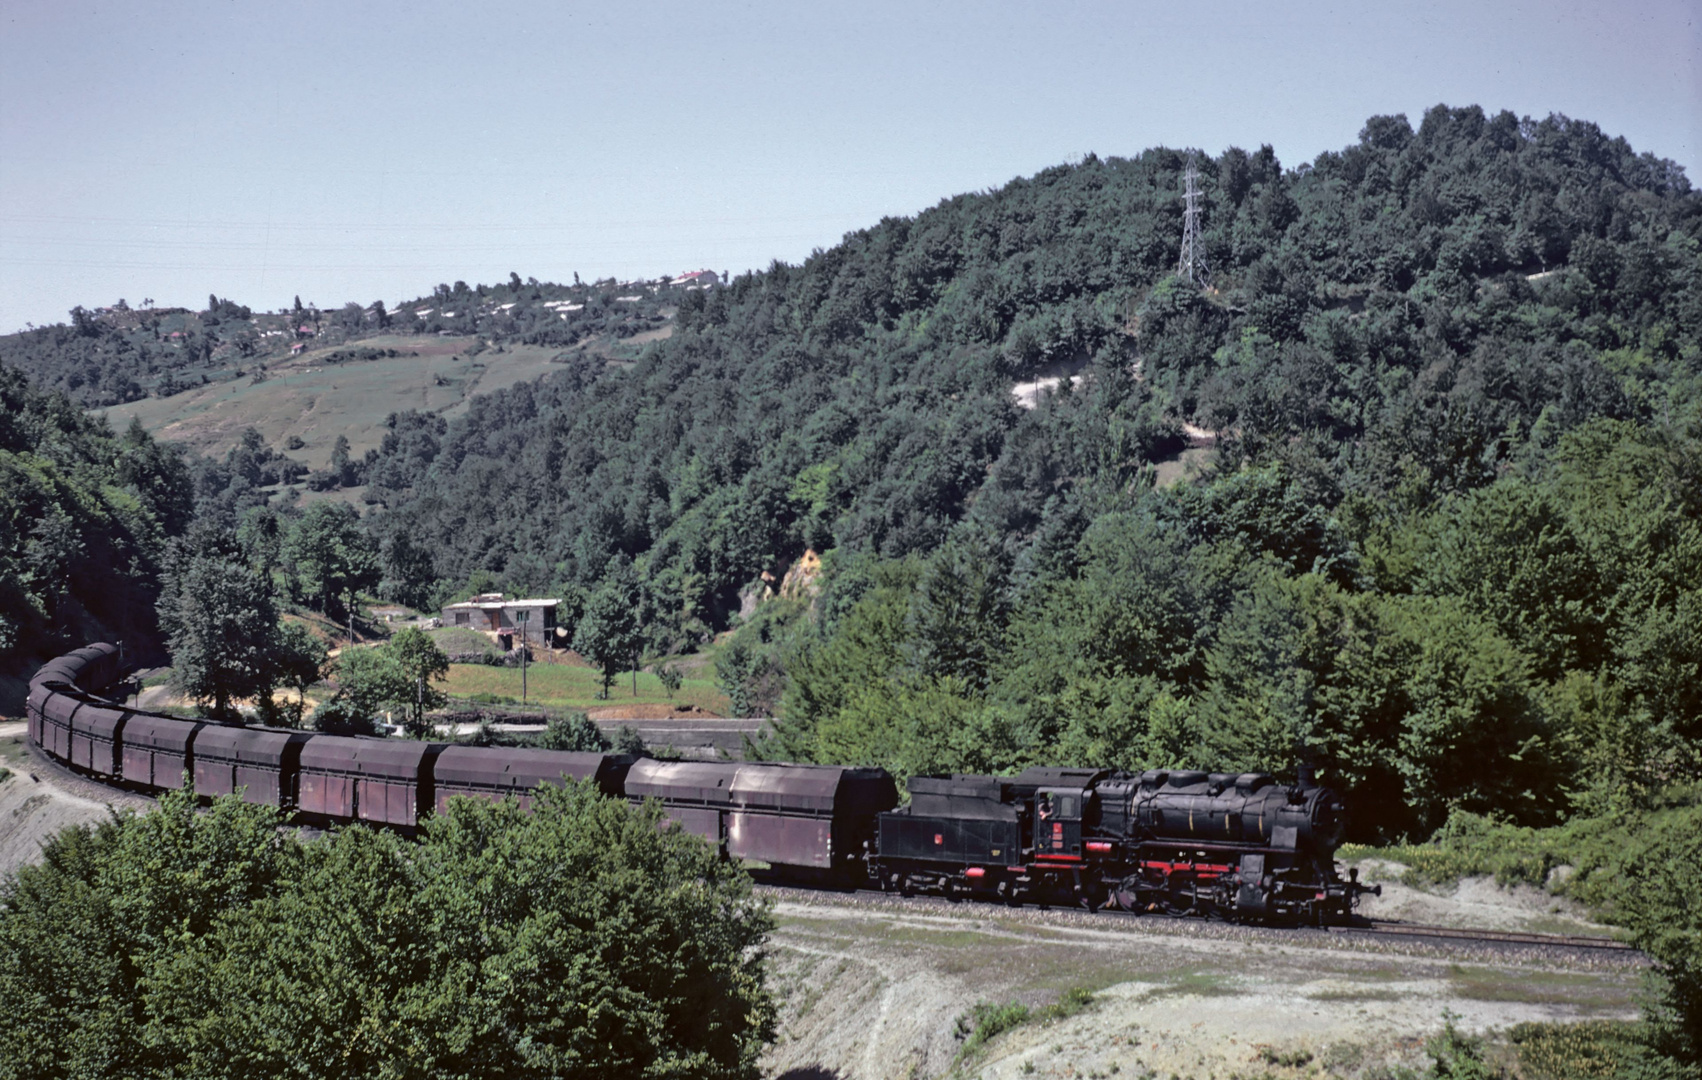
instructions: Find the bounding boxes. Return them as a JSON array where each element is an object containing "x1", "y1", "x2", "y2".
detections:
[
  {"x1": 308, "y1": 695, "x2": 379, "y2": 736},
  {"x1": 531, "y1": 713, "x2": 610, "y2": 753},
  {"x1": 0, "y1": 785, "x2": 777, "y2": 1078}
]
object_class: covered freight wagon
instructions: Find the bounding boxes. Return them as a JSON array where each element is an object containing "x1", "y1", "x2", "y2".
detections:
[
  {"x1": 433, "y1": 747, "x2": 632, "y2": 813},
  {"x1": 297, "y1": 736, "x2": 444, "y2": 827},
  {"x1": 625, "y1": 760, "x2": 739, "y2": 849},
  {"x1": 120, "y1": 714, "x2": 204, "y2": 790},
  {"x1": 727, "y1": 763, "x2": 896, "y2": 874},
  {"x1": 193, "y1": 727, "x2": 311, "y2": 806},
  {"x1": 68, "y1": 700, "x2": 129, "y2": 776},
  {"x1": 627, "y1": 760, "x2": 897, "y2": 878}
]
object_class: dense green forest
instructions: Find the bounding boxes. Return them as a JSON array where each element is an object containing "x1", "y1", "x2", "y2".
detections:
[
  {"x1": 0, "y1": 366, "x2": 193, "y2": 666},
  {"x1": 344, "y1": 106, "x2": 1701, "y2": 829}
]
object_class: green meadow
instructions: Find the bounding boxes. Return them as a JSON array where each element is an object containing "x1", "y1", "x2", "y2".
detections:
[{"x1": 440, "y1": 660, "x2": 730, "y2": 714}]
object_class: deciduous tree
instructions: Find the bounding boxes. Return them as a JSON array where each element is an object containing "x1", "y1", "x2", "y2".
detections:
[
  {"x1": 574, "y1": 569, "x2": 643, "y2": 699},
  {"x1": 281, "y1": 501, "x2": 379, "y2": 619},
  {"x1": 157, "y1": 544, "x2": 283, "y2": 721},
  {"x1": 385, "y1": 626, "x2": 449, "y2": 733}
]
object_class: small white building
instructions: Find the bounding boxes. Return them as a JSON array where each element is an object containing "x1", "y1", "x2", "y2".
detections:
[{"x1": 440, "y1": 593, "x2": 560, "y2": 646}]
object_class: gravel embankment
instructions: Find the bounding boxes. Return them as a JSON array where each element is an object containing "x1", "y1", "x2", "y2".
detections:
[{"x1": 761, "y1": 886, "x2": 1644, "y2": 1080}]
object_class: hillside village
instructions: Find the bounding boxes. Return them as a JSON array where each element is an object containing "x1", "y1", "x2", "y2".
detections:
[{"x1": 0, "y1": 268, "x2": 725, "y2": 408}]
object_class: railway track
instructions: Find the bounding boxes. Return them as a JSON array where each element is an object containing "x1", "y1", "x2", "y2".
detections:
[
  {"x1": 1336, "y1": 920, "x2": 1636, "y2": 952},
  {"x1": 761, "y1": 883, "x2": 1643, "y2": 960}
]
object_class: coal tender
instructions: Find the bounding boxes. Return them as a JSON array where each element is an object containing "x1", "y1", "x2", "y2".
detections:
[{"x1": 874, "y1": 767, "x2": 1377, "y2": 922}]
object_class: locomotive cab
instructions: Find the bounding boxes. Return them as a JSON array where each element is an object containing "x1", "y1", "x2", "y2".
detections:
[{"x1": 1033, "y1": 787, "x2": 1092, "y2": 858}]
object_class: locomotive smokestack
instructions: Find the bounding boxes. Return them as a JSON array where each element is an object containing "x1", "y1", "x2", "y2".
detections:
[{"x1": 1296, "y1": 762, "x2": 1315, "y2": 787}]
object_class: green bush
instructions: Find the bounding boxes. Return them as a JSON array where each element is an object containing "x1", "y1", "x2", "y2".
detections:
[
  {"x1": 307, "y1": 694, "x2": 379, "y2": 736},
  {"x1": 531, "y1": 712, "x2": 611, "y2": 753},
  {"x1": 0, "y1": 785, "x2": 776, "y2": 1079},
  {"x1": 955, "y1": 1001, "x2": 1031, "y2": 1057},
  {"x1": 951, "y1": 987, "x2": 1096, "y2": 1070},
  {"x1": 1509, "y1": 1021, "x2": 1679, "y2": 1080}
]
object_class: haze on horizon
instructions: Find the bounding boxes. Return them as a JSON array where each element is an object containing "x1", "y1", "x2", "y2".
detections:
[{"x1": 2, "y1": 0, "x2": 1697, "y2": 333}]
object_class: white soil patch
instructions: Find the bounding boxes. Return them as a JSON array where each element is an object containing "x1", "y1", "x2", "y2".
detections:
[
  {"x1": 762, "y1": 893, "x2": 1640, "y2": 1080},
  {"x1": 1011, "y1": 357, "x2": 1090, "y2": 410},
  {"x1": 1347, "y1": 857, "x2": 1612, "y2": 937},
  {"x1": 1011, "y1": 376, "x2": 1071, "y2": 410},
  {"x1": 0, "y1": 722, "x2": 132, "y2": 876}
]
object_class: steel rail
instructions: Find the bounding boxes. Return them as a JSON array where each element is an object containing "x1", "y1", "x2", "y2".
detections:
[{"x1": 759, "y1": 883, "x2": 1640, "y2": 955}]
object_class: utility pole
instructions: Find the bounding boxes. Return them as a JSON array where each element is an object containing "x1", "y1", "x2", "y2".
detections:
[
  {"x1": 1177, "y1": 151, "x2": 1211, "y2": 288},
  {"x1": 517, "y1": 609, "x2": 529, "y2": 705}
]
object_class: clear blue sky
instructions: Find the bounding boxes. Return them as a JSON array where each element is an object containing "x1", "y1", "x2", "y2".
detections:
[{"x1": 2, "y1": 0, "x2": 1697, "y2": 332}]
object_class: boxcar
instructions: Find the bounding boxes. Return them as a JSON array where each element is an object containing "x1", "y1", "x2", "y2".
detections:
[
  {"x1": 433, "y1": 747, "x2": 632, "y2": 813},
  {"x1": 120, "y1": 714, "x2": 204, "y2": 790},
  {"x1": 193, "y1": 727, "x2": 310, "y2": 806},
  {"x1": 25, "y1": 680, "x2": 54, "y2": 750},
  {"x1": 625, "y1": 760, "x2": 741, "y2": 849},
  {"x1": 73, "y1": 643, "x2": 122, "y2": 694},
  {"x1": 37, "y1": 688, "x2": 83, "y2": 763},
  {"x1": 44, "y1": 643, "x2": 121, "y2": 694},
  {"x1": 726, "y1": 763, "x2": 898, "y2": 874},
  {"x1": 297, "y1": 736, "x2": 443, "y2": 827},
  {"x1": 30, "y1": 658, "x2": 81, "y2": 689},
  {"x1": 68, "y1": 700, "x2": 130, "y2": 776}
]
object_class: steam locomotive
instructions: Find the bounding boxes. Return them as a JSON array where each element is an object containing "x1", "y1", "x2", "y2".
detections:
[{"x1": 25, "y1": 644, "x2": 1375, "y2": 924}]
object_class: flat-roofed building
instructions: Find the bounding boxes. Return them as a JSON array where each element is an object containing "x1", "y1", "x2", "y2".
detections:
[{"x1": 440, "y1": 594, "x2": 559, "y2": 646}]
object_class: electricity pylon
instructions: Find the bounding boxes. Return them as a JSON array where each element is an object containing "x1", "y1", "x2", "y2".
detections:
[{"x1": 1177, "y1": 152, "x2": 1210, "y2": 287}]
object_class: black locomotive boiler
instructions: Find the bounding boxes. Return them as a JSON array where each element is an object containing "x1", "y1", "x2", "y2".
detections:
[
  {"x1": 26, "y1": 644, "x2": 1375, "y2": 925},
  {"x1": 877, "y1": 766, "x2": 1376, "y2": 922}
]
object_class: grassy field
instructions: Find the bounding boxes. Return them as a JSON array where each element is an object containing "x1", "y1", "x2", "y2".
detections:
[
  {"x1": 98, "y1": 335, "x2": 570, "y2": 469},
  {"x1": 440, "y1": 659, "x2": 729, "y2": 714}
]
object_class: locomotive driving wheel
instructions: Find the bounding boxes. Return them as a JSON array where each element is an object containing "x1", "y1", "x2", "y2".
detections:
[
  {"x1": 1079, "y1": 881, "x2": 1107, "y2": 913},
  {"x1": 1159, "y1": 879, "x2": 1197, "y2": 916}
]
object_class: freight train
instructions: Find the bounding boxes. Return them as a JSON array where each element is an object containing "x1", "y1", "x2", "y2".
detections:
[{"x1": 25, "y1": 644, "x2": 1376, "y2": 923}]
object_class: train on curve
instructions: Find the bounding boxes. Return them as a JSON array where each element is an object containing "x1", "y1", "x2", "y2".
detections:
[{"x1": 26, "y1": 644, "x2": 1377, "y2": 923}]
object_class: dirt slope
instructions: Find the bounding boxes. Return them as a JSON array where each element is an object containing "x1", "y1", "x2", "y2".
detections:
[
  {"x1": 0, "y1": 723, "x2": 146, "y2": 876},
  {"x1": 762, "y1": 892, "x2": 1640, "y2": 1080}
]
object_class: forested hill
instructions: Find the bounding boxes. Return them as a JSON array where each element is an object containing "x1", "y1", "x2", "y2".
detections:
[
  {"x1": 354, "y1": 105, "x2": 1701, "y2": 846},
  {"x1": 0, "y1": 366, "x2": 193, "y2": 674},
  {"x1": 0, "y1": 275, "x2": 682, "y2": 408},
  {"x1": 365, "y1": 105, "x2": 1698, "y2": 620}
]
